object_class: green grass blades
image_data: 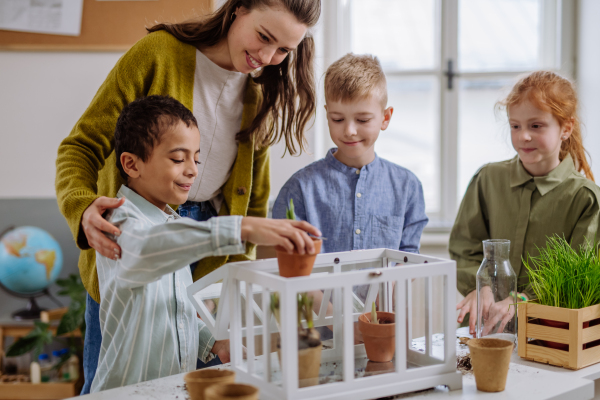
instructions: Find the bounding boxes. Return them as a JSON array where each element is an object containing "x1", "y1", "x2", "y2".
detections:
[
  {"x1": 286, "y1": 198, "x2": 296, "y2": 220},
  {"x1": 523, "y1": 235, "x2": 600, "y2": 309}
]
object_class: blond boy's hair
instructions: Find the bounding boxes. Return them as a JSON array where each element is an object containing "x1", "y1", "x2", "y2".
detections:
[{"x1": 324, "y1": 53, "x2": 387, "y2": 108}]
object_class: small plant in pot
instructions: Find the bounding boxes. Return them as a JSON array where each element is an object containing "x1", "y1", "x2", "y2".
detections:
[
  {"x1": 523, "y1": 235, "x2": 600, "y2": 350},
  {"x1": 271, "y1": 292, "x2": 322, "y2": 387},
  {"x1": 275, "y1": 199, "x2": 322, "y2": 278},
  {"x1": 358, "y1": 302, "x2": 396, "y2": 362}
]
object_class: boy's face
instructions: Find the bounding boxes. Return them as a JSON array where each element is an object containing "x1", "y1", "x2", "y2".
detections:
[
  {"x1": 325, "y1": 95, "x2": 393, "y2": 169},
  {"x1": 122, "y1": 121, "x2": 200, "y2": 211}
]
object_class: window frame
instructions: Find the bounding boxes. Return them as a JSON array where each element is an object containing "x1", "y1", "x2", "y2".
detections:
[{"x1": 316, "y1": 0, "x2": 576, "y2": 230}]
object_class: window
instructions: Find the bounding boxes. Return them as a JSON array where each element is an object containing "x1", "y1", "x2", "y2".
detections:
[{"x1": 316, "y1": 0, "x2": 574, "y2": 226}]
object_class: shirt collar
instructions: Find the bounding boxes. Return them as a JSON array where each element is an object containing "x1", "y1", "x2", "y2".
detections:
[
  {"x1": 509, "y1": 154, "x2": 576, "y2": 196},
  {"x1": 117, "y1": 185, "x2": 179, "y2": 223},
  {"x1": 325, "y1": 148, "x2": 381, "y2": 174}
]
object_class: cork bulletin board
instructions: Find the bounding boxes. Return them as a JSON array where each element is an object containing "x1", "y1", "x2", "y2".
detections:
[{"x1": 0, "y1": 0, "x2": 214, "y2": 51}]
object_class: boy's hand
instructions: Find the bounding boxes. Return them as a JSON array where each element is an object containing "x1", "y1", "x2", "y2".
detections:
[
  {"x1": 82, "y1": 197, "x2": 125, "y2": 260},
  {"x1": 241, "y1": 217, "x2": 322, "y2": 255},
  {"x1": 211, "y1": 339, "x2": 230, "y2": 363}
]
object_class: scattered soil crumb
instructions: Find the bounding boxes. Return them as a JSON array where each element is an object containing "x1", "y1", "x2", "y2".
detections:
[
  {"x1": 457, "y1": 354, "x2": 472, "y2": 374},
  {"x1": 459, "y1": 337, "x2": 470, "y2": 345}
]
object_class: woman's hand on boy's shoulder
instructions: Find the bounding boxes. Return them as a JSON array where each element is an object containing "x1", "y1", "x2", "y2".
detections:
[
  {"x1": 82, "y1": 196, "x2": 125, "y2": 260},
  {"x1": 240, "y1": 217, "x2": 321, "y2": 255}
]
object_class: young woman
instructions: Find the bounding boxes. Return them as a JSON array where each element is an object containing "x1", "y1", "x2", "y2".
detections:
[
  {"x1": 452, "y1": 71, "x2": 600, "y2": 336},
  {"x1": 55, "y1": 0, "x2": 321, "y2": 393}
]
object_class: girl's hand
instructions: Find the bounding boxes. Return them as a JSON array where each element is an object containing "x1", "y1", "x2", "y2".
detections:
[
  {"x1": 82, "y1": 197, "x2": 125, "y2": 260},
  {"x1": 241, "y1": 217, "x2": 322, "y2": 255},
  {"x1": 456, "y1": 288, "x2": 494, "y2": 336},
  {"x1": 481, "y1": 296, "x2": 515, "y2": 336}
]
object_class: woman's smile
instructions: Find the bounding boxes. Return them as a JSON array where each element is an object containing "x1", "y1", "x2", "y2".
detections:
[{"x1": 245, "y1": 51, "x2": 262, "y2": 68}]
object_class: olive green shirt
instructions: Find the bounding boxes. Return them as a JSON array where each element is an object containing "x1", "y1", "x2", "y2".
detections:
[{"x1": 450, "y1": 154, "x2": 600, "y2": 298}]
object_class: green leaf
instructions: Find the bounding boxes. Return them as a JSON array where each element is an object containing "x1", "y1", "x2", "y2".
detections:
[
  {"x1": 57, "y1": 307, "x2": 84, "y2": 336},
  {"x1": 6, "y1": 335, "x2": 40, "y2": 357},
  {"x1": 286, "y1": 198, "x2": 296, "y2": 220},
  {"x1": 6, "y1": 321, "x2": 53, "y2": 358}
]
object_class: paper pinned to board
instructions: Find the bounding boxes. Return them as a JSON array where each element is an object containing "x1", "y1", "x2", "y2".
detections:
[{"x1": 0, "y1": 0, "x2": 83, "y2": 36}]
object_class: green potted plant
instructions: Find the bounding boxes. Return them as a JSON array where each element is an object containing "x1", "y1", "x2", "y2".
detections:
[
  {"x1": 6, "y1": 274, "x2": 86, "y2": 381},
  {"x1": 358, "y1": 302, "x2": 395, "y2": 362},
  {"x1": 518, "y1": 235, "x2": 600, "y2": 369},
  {"x1": 271, "y1": 292, "x2": 322, "y2": 387},
  {"x1": 275, "y1": 199, "x2": 322, "y2": 278}
]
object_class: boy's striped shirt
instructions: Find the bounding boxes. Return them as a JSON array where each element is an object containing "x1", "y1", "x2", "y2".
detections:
[{"x1": 91, "y1": 185, "x2": 244, "y2": 392}]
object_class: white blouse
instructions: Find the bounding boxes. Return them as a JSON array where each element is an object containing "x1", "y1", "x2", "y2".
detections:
[{"x1": 188, "y1": 49, "x2": 248, "y2": 212}]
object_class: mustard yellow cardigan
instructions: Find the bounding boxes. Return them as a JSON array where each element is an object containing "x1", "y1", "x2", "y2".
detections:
[{"x1": 55, "y1": 31, "x2": 270, "y2": 303}]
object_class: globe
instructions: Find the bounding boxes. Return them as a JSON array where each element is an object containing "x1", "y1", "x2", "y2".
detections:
[{"x1": 0, "y1": 226, "x2": 63, "y2": 319}]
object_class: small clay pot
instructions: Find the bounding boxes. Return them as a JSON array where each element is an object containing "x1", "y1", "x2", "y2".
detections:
[
  {"x1": 184, "y1": 369, "x2": 235, "y2": 400},
  {"x1": 277, "y1": 343, "x2": 323, "y2": 388},
  {"x1": 539, "y1": 319, "x2": 589, "y2": 350},
  {"x1": 358, "y1": 311, "x2": 395, "y2": 362},
  {"x1": 204, "y1": 383, "x2": 259, "y2": 400},
  {"x1": 275, "y1": 238, "x2": 322, "y2": 278},
  {"x1": 468, "y1": 338, "x2": 513, "y2": 392}
]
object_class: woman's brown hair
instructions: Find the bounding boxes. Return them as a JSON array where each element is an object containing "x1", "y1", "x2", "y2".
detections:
[
  {"x1": 148, "y1": 0, "x2": 320, "y2": 155},
  {"x1": 498, "y1": 71, "x2": 594, "y2": 181}
]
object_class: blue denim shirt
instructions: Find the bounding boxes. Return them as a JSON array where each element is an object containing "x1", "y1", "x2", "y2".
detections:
[{"x1": 273, "y1": 149, "x2": 428, "y2": 253}]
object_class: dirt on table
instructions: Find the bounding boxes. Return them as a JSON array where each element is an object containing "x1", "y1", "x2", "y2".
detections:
[{"x1": 457, "y1": 354, "x2": 472, "y2": 374}]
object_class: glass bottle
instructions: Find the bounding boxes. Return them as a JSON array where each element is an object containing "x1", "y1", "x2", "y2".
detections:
[{"x1": 476, "y1": 239, "x2": 517, "y2": 344}]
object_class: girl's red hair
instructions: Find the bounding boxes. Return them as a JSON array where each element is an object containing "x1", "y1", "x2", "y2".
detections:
[{"x1": 499, "y1": 71, "x2": 594, "y2": 181}]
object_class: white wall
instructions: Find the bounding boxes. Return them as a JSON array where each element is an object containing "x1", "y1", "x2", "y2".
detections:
[
  {"x1": 0, "y1": 51, "x2": 314, "y2": 199},
  {"x1": 578, "y1": 0, "x2": 600, "y2": 179},
  {"x1": 0, "y1": 51, "x2": 124, "y2": 198}
]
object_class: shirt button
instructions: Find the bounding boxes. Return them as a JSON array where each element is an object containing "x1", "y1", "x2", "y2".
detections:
[
  {"x1": 179, "y1": 323, "x2": 183, "y2": 329},
  {"x1": 356, "y1": 170, "x2": 360, "y2": 175},
  {"x1": 355, "y1": 229, "x2": 361, "y2": 234},
  {"x1": 356, "y1": 193, "x2": 362, "y2": 198}
]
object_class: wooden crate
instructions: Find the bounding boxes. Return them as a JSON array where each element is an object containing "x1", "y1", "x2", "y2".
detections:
[
  {"x1": 0, "y1": 382, "x2": 76, "y2": 399},
  {"x1": 518, "y1": 302, "x2": 600, "y2": 370}
]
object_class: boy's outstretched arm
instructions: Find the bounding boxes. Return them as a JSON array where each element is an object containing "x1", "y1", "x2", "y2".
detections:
[
  {"x1": 109, "y1": 216, "x2": 245, "y2": 289},
  {"x1": 241, "y1": 217, "x2": 320, "y2": 254},
  {"x1": 107, "y1": 214, "x2": 321, "y2": 289}
]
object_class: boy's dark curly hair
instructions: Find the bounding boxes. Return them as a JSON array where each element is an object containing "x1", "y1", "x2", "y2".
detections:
[{"x1": 114, "y1": 95, "x2": 198, "y2": 180}]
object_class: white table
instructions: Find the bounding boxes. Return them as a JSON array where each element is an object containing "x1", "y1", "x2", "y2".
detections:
[{"x1": 71, "y1": 330, "x2": 597, "y2": 400}]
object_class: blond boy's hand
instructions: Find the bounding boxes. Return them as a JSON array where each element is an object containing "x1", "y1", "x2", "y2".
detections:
[{"x1": 241, "y1": 217, "x2": 322, "y2": 255}]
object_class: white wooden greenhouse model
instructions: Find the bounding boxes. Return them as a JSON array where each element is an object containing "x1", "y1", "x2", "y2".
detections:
[{"x1": 187, "y1": 248, "x2": 462, "y2": 400}]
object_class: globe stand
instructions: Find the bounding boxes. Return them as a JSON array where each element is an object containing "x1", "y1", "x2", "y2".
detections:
[{"x1": 12, "y1": 296, "x2": 46, "y2": 320}]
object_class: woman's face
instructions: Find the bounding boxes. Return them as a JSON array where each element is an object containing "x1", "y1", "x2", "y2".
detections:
[{"x1": 227, "y1": 6, "x2": 308, "y2": 73}]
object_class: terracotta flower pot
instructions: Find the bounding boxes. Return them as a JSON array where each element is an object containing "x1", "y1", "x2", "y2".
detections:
[
  {"x1": 365, "y1": 360, "x2": 394, "y2": 376},
  {"x1": 468, "y1": 338, "x2": 513, "y2": 392},
  {"x1": 204, "y1": 383, "x2": 259, "y2": 400},
  {"x1": 358, "y1": 311, "x2": 395, "y2": 362},
  {"x1": 539, "y1": 319, "x2": 589, "y2": 350},
  {"x1": 275, "y1": 238, "x2": 322, "y2": 278},
  {"x1": 184, "y1": 369, "x2": 235, "y2": 400},
  {"x1": 277, "y1": 343, "x2": 323, "y2": 388}
]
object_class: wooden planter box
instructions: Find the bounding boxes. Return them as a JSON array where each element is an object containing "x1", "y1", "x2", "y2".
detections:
[
  {"x1": 518, "y1": 302, "x2": 600, "y2": 370},
  {"x1": 0, "y1": 382, "x2": 76, "y2": 399}
]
